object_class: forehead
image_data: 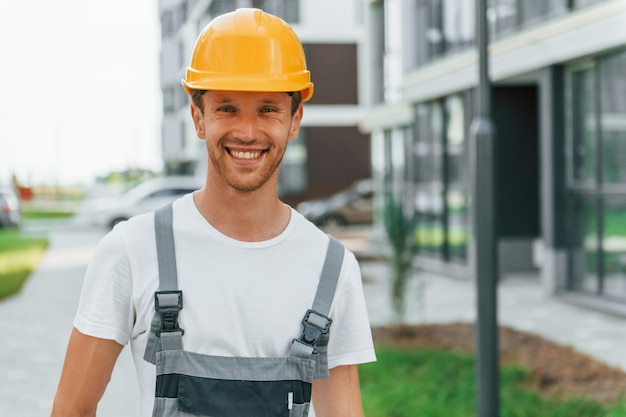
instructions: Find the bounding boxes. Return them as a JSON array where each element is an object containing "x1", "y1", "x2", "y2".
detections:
[{"x1": 204, "y1": 90, "x2": 290, "y2": 105}]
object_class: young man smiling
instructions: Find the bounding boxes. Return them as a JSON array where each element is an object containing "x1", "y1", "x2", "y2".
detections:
[{"x1": 51, "y1": 8, "x2": 376, "y2": 417}]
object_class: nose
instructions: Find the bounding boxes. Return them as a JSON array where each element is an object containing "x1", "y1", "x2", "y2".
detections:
[{"x1": 231, "y1": 111, "x2": 260, "y2": 142}]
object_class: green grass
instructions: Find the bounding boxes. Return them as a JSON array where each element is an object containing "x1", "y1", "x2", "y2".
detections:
[
  {"x1": 360, "y1": 346, "x2": 625, "y2": 417},
  {"x1": 0, "y1": 230, "x2": 49, "y2": 300},
  {"x1": 20, "y1": 206, "x2": 75, "y2": 221}
]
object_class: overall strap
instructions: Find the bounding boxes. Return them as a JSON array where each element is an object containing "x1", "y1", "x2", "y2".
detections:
[
  {"x1": 155, "y1": 203, "x2": 178, "y2": 291},
  {"x1": 311, "y1": 235, "x2": 344, "y2": 316},
  {"x1": 144, "y1": 203, "x2": 184, "y2": 363},
  {"x1": 289, "y1": 235, "x2": 344, "y2": 363}
]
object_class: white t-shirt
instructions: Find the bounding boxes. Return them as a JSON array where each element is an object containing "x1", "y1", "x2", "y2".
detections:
[{"x1": 74, "y1": 193, "x2": 376, "y2": 417}]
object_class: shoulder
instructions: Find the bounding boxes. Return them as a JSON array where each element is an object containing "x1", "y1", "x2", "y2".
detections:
[
  {"x1": 291, "y1": 207, "x2": 358, "y2": 258},
  {"x1": 113, "y1": 192, "x2": 196, "y2": 245},
  {"x1": 111, "y1": 210, "x2": 155, "y2": 249},
  {"x1": 290, "y1": 208, "x2": 332, "y2": 245}
]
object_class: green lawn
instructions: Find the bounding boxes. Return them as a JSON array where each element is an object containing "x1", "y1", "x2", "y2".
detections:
[
  {"x1": 0, "y1": 230, "x2": 49, "y2": 300},
  {"x1": 20, "y1": 205, "x2": 76, "y2": 221},
  {"x1": 360, "y1": 346, "x2": 626, "y2": 417}
]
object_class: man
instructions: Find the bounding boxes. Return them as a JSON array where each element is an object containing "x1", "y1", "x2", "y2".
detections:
[{"x1": 51, "y1": 8, "x2": 376, "y2": 417}]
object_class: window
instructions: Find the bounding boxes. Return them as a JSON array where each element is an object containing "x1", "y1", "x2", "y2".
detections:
[
  {"x1": 413, "y1": 0, "x2": 475, "y2": 67},
  {"x1": 209, "y1": 0, "x2": 236, "y2": 17},
  {"x1": 487, "y1": 0, "x2": 568, "y2": 40},
  {"x1": 253, "y1": 0, "x2": 299, "y2": 23},
  {"x1": 208, "y1": 0, "x2": 299, "y2": 22},
  {"x1": 278, "y1": 129, "x2": 307, "y2": 196},
  {"x1": 568, "y1": 194, "x2": 600, "y2": 293},
  {"x1": 445, "y1": 96, "x2": 468, "y2": 260},
  {"x1": 488, "y1": 0, "x2": 518, "y2": 38},
  {"x1": 570, "y1": 66, "x2": 596, "y2": 185},
  {"x1": 602, "y1": 195, "x2": 626, "y2": 298},
  {"x1": 409, "y1": 95, "x2": 469, "y2": 262},
  {"x1": 162, "y1": 87, "x2": 176, "y2": 113},
  {"x1": 600, "y1": 52, "x2": 626, "y2": 186},
  {"x1": 566, "y1": 49, "x2": 626, "y2": 301},
  {"x1": 161, "y1": 10, "x2": 175, "y2": 38},
  {"x1": 574, "y1": 0, "x2": 608, "y2": 8},
  {"x1": 521, "y1": 0, "x2": 543, "y2": 25},
  {"x1": 547, "y1": 0, "x2": 568, "y2": 16},
  {"x1": 416, "y1": 0, "x2": 445, "y2": 65},
  {"x1": 413, "y1": 102, "x2": 445, "y2": 256},
  {"x1": 442, "y1": 0, "x2": 474, "y2": 52}
]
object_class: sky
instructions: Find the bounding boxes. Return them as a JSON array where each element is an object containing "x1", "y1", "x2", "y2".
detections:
[{"x1": 0, "y1": 0, "x2": 162, "y2": 186}]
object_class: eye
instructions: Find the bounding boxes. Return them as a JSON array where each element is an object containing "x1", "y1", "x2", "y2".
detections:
[
  {"x1": 217, "y1": 106, "x2": 236, "y2": 113},
  {"x1": 260, "y1": 107, "x2": 278, "y2": 113}
]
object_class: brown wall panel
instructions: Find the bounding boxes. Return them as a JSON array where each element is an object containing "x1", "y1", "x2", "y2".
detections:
[
  {"x1": 305, "y1": 43, "x2": 358, "y2": 105},
  {"x1": 306, "y1": 126, "x2": 370, "y2": 198}
]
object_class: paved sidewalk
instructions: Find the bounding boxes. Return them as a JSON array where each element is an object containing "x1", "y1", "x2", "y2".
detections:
[
  {"x1": 0, "y1": 227, "x2": 138, "y2": 417},
  {"x1": 2, "y1": 225, "x2": 626, "y2": 417},
  {"x1": 359, "y1": 261, "x2": 626, "y2": 371},
  {"x1": 343, "y1": 228, "x2": 626, "y2": 372}
]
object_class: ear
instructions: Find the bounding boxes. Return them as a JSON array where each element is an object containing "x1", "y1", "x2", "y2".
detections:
[
  {"x1": 191, "y1": 103, "x2": 205, "y2": 139},
  {"x1": 288, "y1": 103, "x2": 304, "y2": 141}
]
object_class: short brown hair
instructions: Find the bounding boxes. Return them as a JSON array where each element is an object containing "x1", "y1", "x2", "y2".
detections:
[{"x1": 190, "y1": 90, "x2": 302, "y2": 115}]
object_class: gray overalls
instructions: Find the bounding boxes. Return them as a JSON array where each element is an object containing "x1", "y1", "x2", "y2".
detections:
[{"x1": 143, "y1": 203, "x2": 345, "y2": 417}]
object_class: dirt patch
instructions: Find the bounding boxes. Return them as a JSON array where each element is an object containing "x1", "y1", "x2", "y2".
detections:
[{"x1": 372, "y1": 322, "x2": 626, "y2": 403}]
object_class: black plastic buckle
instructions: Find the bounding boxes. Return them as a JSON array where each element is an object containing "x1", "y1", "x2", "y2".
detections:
[
  {"x1": 154, "y1": 290, "x2": 184, "y2": 335},
  {"x1": 295, "y1": 309, "x2": 332, "y2": 352}
]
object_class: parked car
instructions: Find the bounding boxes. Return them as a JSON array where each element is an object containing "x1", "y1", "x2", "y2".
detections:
[
  {"x1": 0, "y1": 186, "x2": 21, "y2": 229},
  {"x1": 73, "y1": 176, "x2": 203, "y2": 230},
  {"x1": 297, "y1": 179, "x2": 373, "y2": 227}
]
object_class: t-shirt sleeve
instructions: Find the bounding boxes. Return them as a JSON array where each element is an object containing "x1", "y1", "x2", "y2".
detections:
[
  {"x1": 73, "y1": 227, "x2": 134, "y2": 346},
  {"x1": 326, "y1": 250, "x2": 377, "y2": 369}
]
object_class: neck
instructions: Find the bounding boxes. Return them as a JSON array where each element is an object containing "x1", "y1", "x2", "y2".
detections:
[{"x1": 193, "y1": 180, "x2": 290, "y2": 242}]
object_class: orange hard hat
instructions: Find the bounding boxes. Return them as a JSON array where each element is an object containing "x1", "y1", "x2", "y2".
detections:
[{"x1": 182, "y1": 8, "x2": 314, "y2": 101}]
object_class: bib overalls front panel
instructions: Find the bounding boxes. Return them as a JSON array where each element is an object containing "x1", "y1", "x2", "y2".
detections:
[{"x1": 144, "y1": 204, "x2": 344, "y2": 417}]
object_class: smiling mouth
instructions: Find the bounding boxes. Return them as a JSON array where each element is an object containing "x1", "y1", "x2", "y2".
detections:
[{"x1": 228, "y1": 149, "x2": 264, "y2": 160}]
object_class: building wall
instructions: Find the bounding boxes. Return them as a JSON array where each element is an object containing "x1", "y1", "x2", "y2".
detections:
[{"x1": 359, "y1": 0, "x2": 626, "y2": 315}]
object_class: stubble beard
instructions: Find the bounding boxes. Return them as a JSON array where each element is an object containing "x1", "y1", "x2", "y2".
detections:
[{"x1": 208, "y1": 139, "x2": 287, "y2": 193}]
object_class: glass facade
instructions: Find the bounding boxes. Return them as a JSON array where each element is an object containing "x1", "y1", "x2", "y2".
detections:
[
  {"x1": 570, "y1": 66, "x2": 596, "y2": 185},
  {"x1": 487, "y1": 0, "x2": 568, "y2": 38},
  {"x1": 372, "y1": 0, "x2": 621, "y2": 309},
  {"x1": 410, "y1": 95, "x2": 469, "y2": 261},
  {"x1": 414, "y1": 0, "x2": 475, "y2": 66},
  {"x1": 412, "y1": 0, "x2": 609, "y2": 68},
  {"x1": 568, "y1": 194, "x2": 600, "y2": 294},
  {"x1": 445, "y1": 96, "x2": 469, "y2": 260},
  {"x1": 414, "y1": 103, "x2": 445, "y2": 256},
  {"x1": 253, "y1": 0, "x2": 299, "y2": 22},
  {"x1": 566, "y1": 49, "x2": 626, "y2": 301},
  {"x1": 208, "y1": 0, "x2": 299, "y2": 22},
  {"x1": 574, "y1": 0, "x2": 611, "y2": 7},
  {"x1": 277, "y1": 130, "x2": 307, "y2": 196},
  {"x1": 600, "y1": 52, "x2": 626, "y2": 187},
  {"x1": 599, "y1": 50, "x2": 626, "y2": 300}
]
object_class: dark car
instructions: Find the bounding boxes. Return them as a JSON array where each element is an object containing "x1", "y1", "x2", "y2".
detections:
[
  {"x1": 0, "y1": 187, "x2": 21, "y2": 229},
  {"x1": 297, "y1": 179, "x2": 373, "y2": 227}
]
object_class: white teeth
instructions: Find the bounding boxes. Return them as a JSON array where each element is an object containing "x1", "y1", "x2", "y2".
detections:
[{"x1": 230, "y1": 150, "x2": 261, "y2": 159}]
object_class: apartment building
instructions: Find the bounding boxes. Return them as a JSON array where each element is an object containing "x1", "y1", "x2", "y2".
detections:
[
  {"x1": 360, "y1": 0, "x2": 626, "y2": 315},
  {"x1": 158, "y1": 0, "x2": 371, "y2": 206}
]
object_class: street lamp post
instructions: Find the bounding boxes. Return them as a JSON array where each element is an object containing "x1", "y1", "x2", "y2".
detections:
[{"x1": 469, "y1": 0, "x2": 500, "y2": 416}]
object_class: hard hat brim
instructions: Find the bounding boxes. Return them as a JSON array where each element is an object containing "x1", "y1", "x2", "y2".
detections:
[{"x1": 182, "y1": 77, "x2": 314, "y2": 102}]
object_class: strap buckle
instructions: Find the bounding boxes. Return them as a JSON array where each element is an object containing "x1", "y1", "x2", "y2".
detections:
[
  {"x1": 154, "y1": 290, "x2": 184, "y2": 335},
  {"x1": 294, "y1": 309, "x2": 332, "y2": 353}
]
